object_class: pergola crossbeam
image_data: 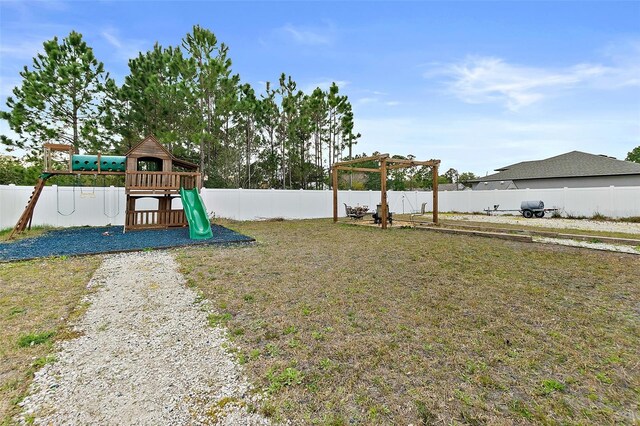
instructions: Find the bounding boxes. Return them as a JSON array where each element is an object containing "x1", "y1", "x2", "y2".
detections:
[
  {"x1": 333, "y1": 154, "x2": 389, "y2": 166},
  {"x1": 331, "y1": 153, "x2": 440, "y2": 229},
  {"x1": 386, "y1": 160, "x2": 440, "y2": 168},
  {"x1": 387, "y1": 163, "x2": 437, "y2": 170},
  {"x1": 335, "y1": 166, "x2": 381, "y2": 173}
]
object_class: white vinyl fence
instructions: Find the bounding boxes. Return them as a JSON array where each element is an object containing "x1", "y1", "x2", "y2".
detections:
[{"x1": 2, "y1": 184, "x2": 640, "y2": 229}]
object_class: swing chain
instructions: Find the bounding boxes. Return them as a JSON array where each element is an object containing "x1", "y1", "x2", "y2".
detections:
[
  {"x1": 102, "y1": 175, "x2": 121, "y2": 218},
  {"x1": 56, "y1": 175, "x2": 76, "y2": 216}
]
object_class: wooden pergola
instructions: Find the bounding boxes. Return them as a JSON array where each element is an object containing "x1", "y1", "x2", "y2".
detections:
[{"x1": 331, "y1": 154, "x2": 441, "y2": 229}]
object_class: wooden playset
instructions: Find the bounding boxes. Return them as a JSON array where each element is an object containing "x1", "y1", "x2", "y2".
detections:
[{"x1": 10, "y1": 135, "x2": 212, "y2": 240}]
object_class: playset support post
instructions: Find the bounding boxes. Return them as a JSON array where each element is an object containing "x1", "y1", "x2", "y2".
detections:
[{"x1": 10, "y1": 136, "x2": 204, "y2": 239}]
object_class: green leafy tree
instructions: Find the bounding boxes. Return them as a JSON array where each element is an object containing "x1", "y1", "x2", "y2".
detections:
[
  {"x1": 305, "y1": 88, "x2": 329, "y2": 187},
  {"x1": 444, "y1": 168, "x2": 459, "y2": 184},
  {"x1": 1, "y1": 31, "x2": 114, "y2": 155},
  {"x1": 182, "y1": 25, "x2": 239, "y2": 185},
  {"x1": 114, "y1": 43, "x2": 191, "y2": 154},
  {"x1": 412, "y1": 165, "x2": 433, "y2": 189},
  {"x1": 626, "y1": 146, "x2": 640, "y2": 163},
  {"x1": 289, "y1": 92, "x2": 314, "y2": 189},
  {"x1": 459, "y1": 171, "x2": 478, "y2": 186},
  {"x1": 0, "y1": 155, "x2": 42, "y2": 185},
  {"x1": 256, "y1": 82, "x2": 281, "y2": 187},
  {"x1": 0, "y1": 156, "x2": 24, "y2": 184},
  {"x1": 100, "y1": 78, "x2": 137, "y2": 153},
  {"x1": 234, "y1": 83, "x2": 261, "y2": 188},
  {"x1": 326, "y1": 83, "x2": 347, "y2": 166},
  {"x1": 389, "y1": 155, "x2": 408, "y2": 190},
  {"x1": 276, "y1": 74, "x2": 297, "y2": 188}
]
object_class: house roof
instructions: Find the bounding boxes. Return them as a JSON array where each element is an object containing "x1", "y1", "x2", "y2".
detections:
[
  {"x1": 473, "y1": 180, "x2": 518, "y2": 190},
  {"x1": 125, "y1": 135, "x2": 172, "y2": 158},
  {"x1": 469, "y1": 151, "x2": 640, "y2": 182},
  {"x1": 125, "y1": 135, "x2": 198, "y2": 170},
  {"x1": 437, "y1": 183, "x2": 467, "y2": 191}
]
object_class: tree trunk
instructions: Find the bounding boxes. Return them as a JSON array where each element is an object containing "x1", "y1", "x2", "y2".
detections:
[{"x1": 246, "y1": 124, "x2": 251, "y2": 188}]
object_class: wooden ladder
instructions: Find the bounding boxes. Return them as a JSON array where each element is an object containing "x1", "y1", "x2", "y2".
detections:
[{"x1": 9, "y1": 176, "x2": 49, "y2": 239}]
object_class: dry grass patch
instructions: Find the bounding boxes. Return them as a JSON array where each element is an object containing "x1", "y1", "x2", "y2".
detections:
[
  {"x1": 0, "y1": 227, "x2": 53, "y2": 243},
  {"x1": 0, "y1": 256, "x2": 100, "y2": 425},
  {"x1": 177, "y1": 219, "x2": 640, "y2": 425}
]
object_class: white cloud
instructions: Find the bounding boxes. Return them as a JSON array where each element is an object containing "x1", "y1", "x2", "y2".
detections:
[
  {"x1": 353, "y1": 115, "x2": 640, "y2": 174},
  {"x1": 596, "y1": 39, "x2": 640, "y2": 88},
  {"x1": 100, "y1": 28, "x2": 146, "y2": 61},
  {"x1": 0, "y1": 39, "x2": 45, "y2": 60},
  {"x1": 358, "y1": 97, "x2": 378, "y2": 104},
  {"x1": 302, "y1": 80, "x2": 349, "y2": 94},
  {"x1": 0, "y1": 76, "x2": 21, "y2": 98},
  {"x1": 431, "y1": 56, "x2": 610, "y2": 111},
  {"x1": 355, "y1": 98, "x2": 400, "y2": 107},
  {"x1": 101, "y1": 30, "x2": 122, "y2": 49},
  {"x1": 278, "y1": 23, "x2": 334, "y2": 46}
]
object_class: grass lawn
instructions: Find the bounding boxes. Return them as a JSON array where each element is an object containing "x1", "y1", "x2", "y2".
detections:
[
  {"x1": 178, "y1": 219, "x2": 640, "y2": 425},
  {"x1": 0, "y1": 227, "x2": 53, "y2": 243},
  {"x1": 0, "y1": 256, "x2": 100, "y2": 425}
]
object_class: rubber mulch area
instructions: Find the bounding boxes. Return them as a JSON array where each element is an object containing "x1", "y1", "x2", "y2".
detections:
[{"x1": 0, "y1": 225, "x2": 254, "y2": 262}]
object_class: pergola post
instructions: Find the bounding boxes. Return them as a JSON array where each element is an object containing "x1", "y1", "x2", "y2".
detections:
[
  {"x1": 381, "y1": 158, "x2": 388, "y2": 229},
  {"x1": 331, "y1": 154, "x2": 440, "y2": 229},
  {"x1": 432, "y1": 163, "x2": 439, "y2": 224},
  {"x1": 332, "y1": 166, "x2": 338, "y2": 223}
]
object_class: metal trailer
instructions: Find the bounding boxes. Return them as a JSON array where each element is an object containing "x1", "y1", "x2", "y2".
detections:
[{"x1": 484, "y1": 200, "x2": 559, "y2": 218}]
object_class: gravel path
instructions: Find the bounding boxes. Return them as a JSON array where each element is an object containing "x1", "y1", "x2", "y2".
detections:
[
  {"x1": 440, "y1": 214, "x2": 640, "y2": 254},
  {"x1": 443, "y1": 214, "x2": 640, "y2": 235},
  {"x1": 19, "y1": 251, "x2": 271, "y2": 425},
  {"x1": 533, "y1": 237, "x2": 640, "y2": 255}
]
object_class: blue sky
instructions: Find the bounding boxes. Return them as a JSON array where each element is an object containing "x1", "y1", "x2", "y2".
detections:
[{"x1": 1, "y1": 1, "x2": 639, "y2": 176}]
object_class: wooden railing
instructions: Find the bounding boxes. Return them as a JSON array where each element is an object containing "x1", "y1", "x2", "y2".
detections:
[
  {"x1": 125, "y1": 171, "x2": 199, "y2": 193},
  {"x1": 125, "y1": 209, "x2": 187, "y2": 229}
]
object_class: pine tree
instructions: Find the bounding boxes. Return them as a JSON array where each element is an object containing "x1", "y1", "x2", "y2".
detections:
[
  {"x1": 1, "y1": 31, "x2": 114, "y2": 155},
  {"x1": 115, "y1": 44, "x2": 191, "y2": 154},
  {"x1": 257, "y1": 82, "x2": 281, "y2": 187},
  {"x1": 235, "y1": 83, "x2": 260, "y2": 188},
  {"x1": 305, "y1": 88, "x2": 329, "y2": 188},
  {"x1": 182, "y1": 25, "x2": 239, "y2": 185}
]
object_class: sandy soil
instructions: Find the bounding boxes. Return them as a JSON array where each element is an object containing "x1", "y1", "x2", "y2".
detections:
[
  {"x1": 442, "y1": 213, "x2": 640, "y2": 235},
  {"x1": 440, "y1": 214, "x2": 640, "y2": 255}
]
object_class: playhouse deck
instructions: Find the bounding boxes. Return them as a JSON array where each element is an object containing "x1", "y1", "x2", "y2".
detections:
[{"x1": 9, "y1": 137, "x2": 204, "y2": 238}]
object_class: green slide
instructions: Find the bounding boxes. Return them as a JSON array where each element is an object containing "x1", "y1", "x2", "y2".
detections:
[{"x1": 180, "y1": 187, "x2": 213, "y2": 240}]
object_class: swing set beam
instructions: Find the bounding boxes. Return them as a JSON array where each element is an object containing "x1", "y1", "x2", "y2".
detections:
[{"x1": 8, "y1": 170, "x2": 126, "y2": 239}]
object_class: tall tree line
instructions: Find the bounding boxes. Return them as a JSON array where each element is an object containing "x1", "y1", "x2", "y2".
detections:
[{"x1": 1, "y1": 26, "x2": 359, "y2": 189}]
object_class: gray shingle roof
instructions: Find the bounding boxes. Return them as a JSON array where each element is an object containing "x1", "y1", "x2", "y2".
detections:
[
  {"x1": 474, "y1": 180, "x2": 518, "y2": 190},
  {"x1": 469, "y1": 151, "x2": 640, "y2": 182},
  {"x1": 438, "y1": 183, "x2": 467, "y2": 191}
]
